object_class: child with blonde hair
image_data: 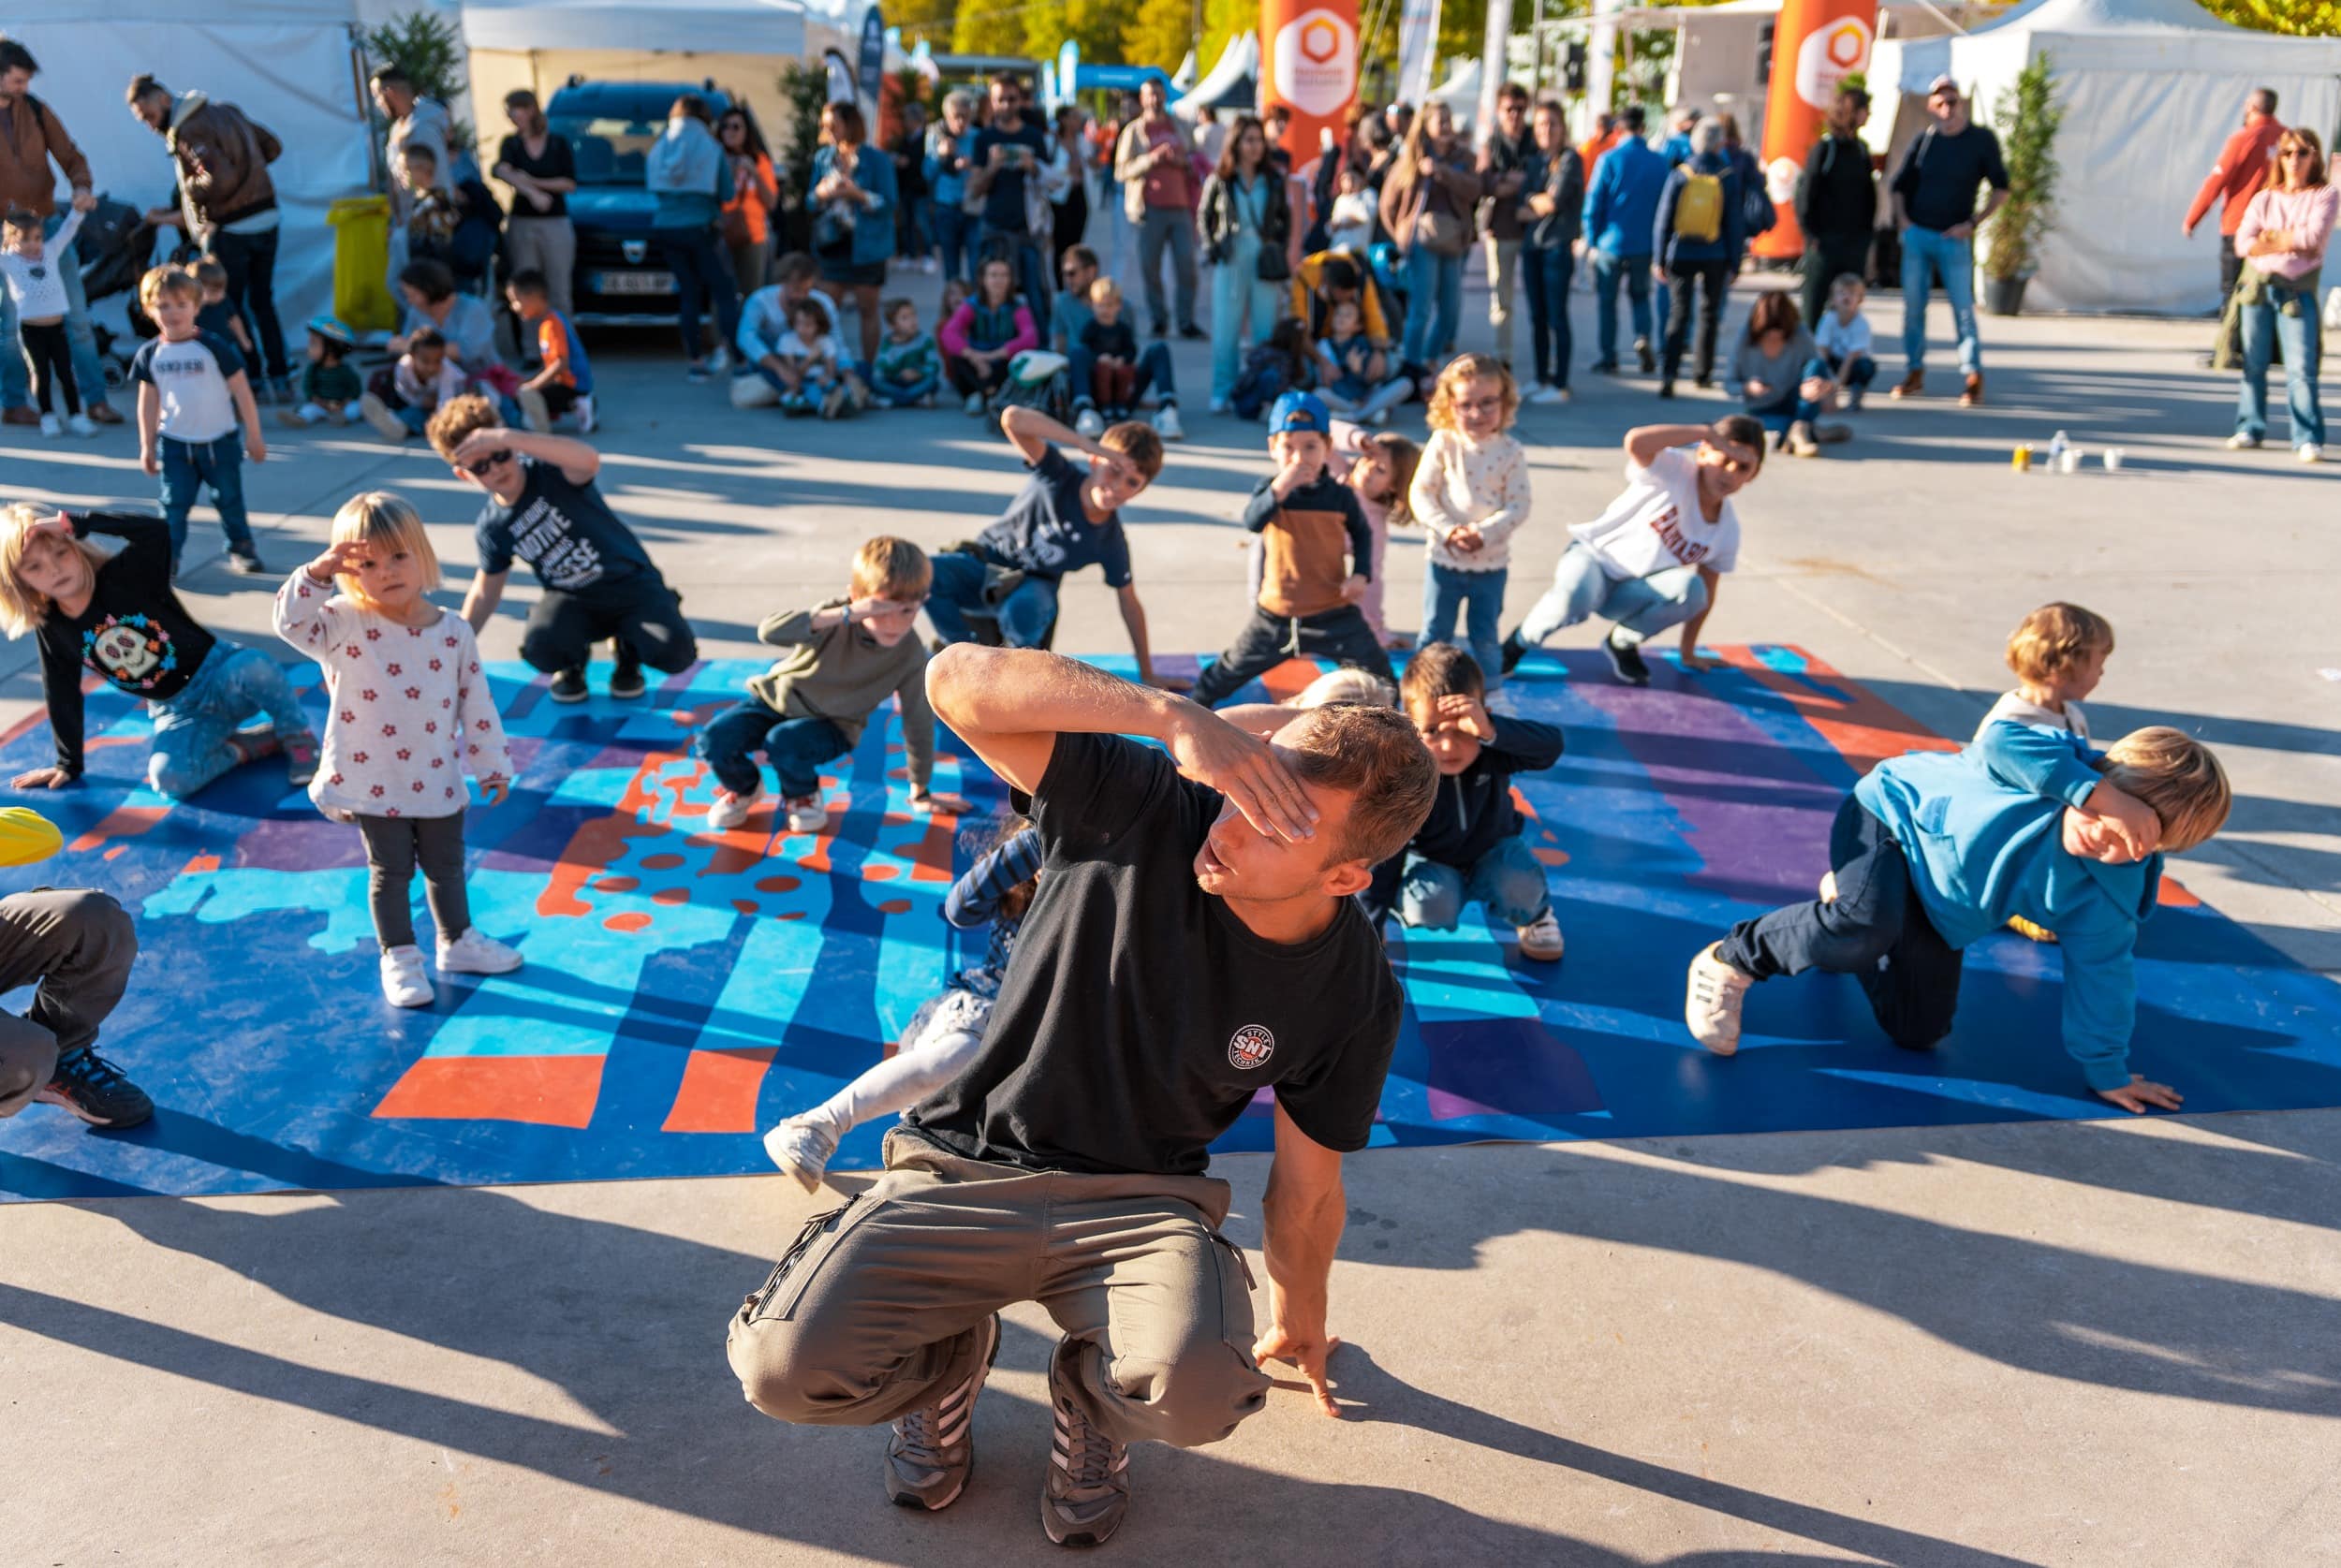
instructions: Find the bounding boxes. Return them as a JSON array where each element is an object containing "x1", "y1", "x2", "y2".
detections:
[
  {"x1": 130, "y1": 265, "x2": 269, "y2": 574},
  {"x1": 1980, "y1": 601, "x2": 2113, "y2": 742},
  {"x1": 273, "y1": 491, "x2": 519, "y2": 1008},
  {"x1": 1412, "y1": 352, "x2": 1529, "y2": 690},
  {"x1": 1687, "y1": 722, "x2": 2231, "y2": 1113},
  {"x1": 0, "y1": 205, "x2": 94, "y2": 435}
]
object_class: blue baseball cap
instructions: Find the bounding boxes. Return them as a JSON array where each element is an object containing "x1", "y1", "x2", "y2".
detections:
[{"x1": 1269, "y1": 389, "x2": 1331, "y2": 436}]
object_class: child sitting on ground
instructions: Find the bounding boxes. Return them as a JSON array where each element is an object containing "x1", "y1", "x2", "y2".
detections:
[
  {"x1": 764, "y1": 814, "x2": 1039, "y2": 1190},
  {"x1": 1414, "y1": 353, "x2": 1530, "y2": 691},
  {"x1": 130, "y1": 265, "x2": 269, "y2": 574},
  {"x1": 695, "y1": 535, "x2": 968, "y2": 834},
  {"x1": 280, "y1": 315, "x2": 362, "y2": 428},
  {"x1": 1080, "y1": 277, "x2": 1142, "y2": 422},
  {"x1": 772, "y1": 297, "x2": 852, "y2": 418},
  {"x1": 1230, "y1": 316, "x2": 1315, "y2": 422},
  {"x1": 429, "y1": 394, "x2": 698, "y2": 703},
  {"x1": 1057, "y1": 246, "x2": 1185, "y2": 441},
  {"x1": 1977, "y1": 601, "x2": 2111, "y2": 743},
  {"x1": 190, "y1": 259, "x2": 255, "y2": 360},
  {"x1": 1312, "y1": 297, "x2": 1393, "y2": 422},
  {"x1": 273, "y1": 491, "x2": 520, "y2": 1009},
  {"x1": 939, "y1": 255, "x2": 1037, "y2": 415},
  {"x1": 1733, "y1": 290, "x2": 1844, "y2": 458},
  {"x1": 0, "y1": 206, "x2": 92, "y2": 436},
  {"x1": 507, "y1": 270, "x2": 596, "y2": 434},
  {"x1": 1502, "y1": 418, "x2": 1763, "y2": 688},
  {"x1": 1686, "y1": 724, "x2": 2230, "y2": 1114},
  {"x1": 1358, "y1": 642, "x2": 1567, "y2": 960},
  {"x1": 1192, "y1": 390, "x2": 1392, "y2": 707},
  {"x1": 369, "y1": 326, "x2": 466, "y2": 443},
  {"x1": 1814, "y1": 273, "x2": 1877, "y2": 414},
  {"x1": 871, "y1": 297, "x2": 941, "y2": 408}
]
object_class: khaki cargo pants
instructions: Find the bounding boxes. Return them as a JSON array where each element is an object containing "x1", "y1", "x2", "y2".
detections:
[{"x1": 727, "y1": 1127, "x2": 1273, "y2": 1448}]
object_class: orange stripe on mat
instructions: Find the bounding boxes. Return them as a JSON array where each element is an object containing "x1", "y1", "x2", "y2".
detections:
[
  {"x1": 374, "y1": 1056, "x2": 604, "y2": 1127},
  {"x1": 662, "y1": 1048, "x2": 777, "y2": 1133},
  {"x1": 1719, "y1": 646, "x2": 1959, "y2": 778}
]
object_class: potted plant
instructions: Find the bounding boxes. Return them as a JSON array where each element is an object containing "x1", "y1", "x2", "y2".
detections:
[{"x1": 1982, "y1": 51, "x2": 2064, "y2": 315}]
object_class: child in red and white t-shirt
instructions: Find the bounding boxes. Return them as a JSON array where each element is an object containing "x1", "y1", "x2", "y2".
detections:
[
  {"x1": 273, "y1": 491, "x2": 520, "y2": 1010},
  {"x1": 1502, "y1": 416, "x2": 1767, "y2": 687}
]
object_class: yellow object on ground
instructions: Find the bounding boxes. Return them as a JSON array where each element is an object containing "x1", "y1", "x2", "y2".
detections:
[{"x1": 0, "y1": 806, "x2": 63, "y2": 867}]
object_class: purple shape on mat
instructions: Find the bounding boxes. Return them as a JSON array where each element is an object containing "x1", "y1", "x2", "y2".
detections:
[{"x1": 1420, "y1": 1016, "x2": 1603, "y2": 1120}]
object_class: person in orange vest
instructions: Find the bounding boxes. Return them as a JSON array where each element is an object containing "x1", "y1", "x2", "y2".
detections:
[{"x1": 2183, "y1": 87, "x2": 2284, "y2": 366}]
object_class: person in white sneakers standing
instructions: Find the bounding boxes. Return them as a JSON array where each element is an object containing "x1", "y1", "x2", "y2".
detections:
[
  {"x1": 0, "y1": 205, "x2": 93, "y2": 435},
  {"x1": 273, "y1": 491, "x2": 521, "y2": 1008}
]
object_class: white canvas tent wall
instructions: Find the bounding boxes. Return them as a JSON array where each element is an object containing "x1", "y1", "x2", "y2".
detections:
[
  {"x1": 1173, "y1": 33, "x2": 1259, "y2": 119},
  {"x1": 1875, "y1": 0, "x2": 2341, "y2": 315},
  {"x1": 0, "y1": 0, "x2": 373, "y2": 330}
]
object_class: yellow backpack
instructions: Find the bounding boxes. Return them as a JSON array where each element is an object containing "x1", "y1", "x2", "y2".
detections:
[{"x1": 1674, "y1": 172, "x2": 1724, "y2": 243}]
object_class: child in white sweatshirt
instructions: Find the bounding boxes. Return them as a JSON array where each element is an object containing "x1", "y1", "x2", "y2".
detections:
[{"x1": 1411, "y1": 353, "x2": 1530, "y2": 692}]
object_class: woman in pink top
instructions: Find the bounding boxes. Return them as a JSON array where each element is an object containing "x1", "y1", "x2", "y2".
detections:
[{"x1": 2231, "y1": 127, "x2": 2337, "y2": 461}]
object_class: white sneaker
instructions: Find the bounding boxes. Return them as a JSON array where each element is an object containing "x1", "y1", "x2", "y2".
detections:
[
  {"x1": 706, "y1": 784, "x2": 759, "y2": 832},
  {"x1": 963, "y1": 391, "x2": 986, "y2": 417},
  {"x1": 1074, "y1": 406, "x2": 1106, "y2": 438},
  {"x1": 1516, "y1": 910, "x2": 1566, "y2": 961},
  {"x1": 1525, "y1": 384, "x2": 1564, "y2": 406},
  {"x1": 762, "y1": 1110, "x2": 843, "y2": 1193},
  {"x1": 784, "y1": 794, "x2": 827, "y2": 834},
  {"x1": 1208, "y1": 396, "x2": 1231, "y2": 416},
  {"x1": 37, "y1": 413, "x2": 60, "y2": 437},
  {"x1": 517, "y1": 386, "x2": 552, "y2": 432},
  {"x1": 437, "y1": 926, "x2": 523, "y2": 975},
  {"x1": 2226, "y1": 432, "x2": 2261, "y2": 450},
  {"x1": 706, "y1": 345, "x2": 731, "y2": 374},
  {"x1": 380, "y1": 945, "x2": 434, "y2": 1008},
  {"x1": 1685, "y1": 944, "x2": 1753, "y2": 1056},
  {"x1": 66, "y1": 412, "x2": 97, "y2": 437},
  {"x1": 2300, "y1": 443, "x2": 2324, "y2": 464},
  {"x1": 575, "y1": 393, "x2": 597, "y2": 434},
  {"x1": 360, "y1": 391, "x2": 410, "y2": 442},
  {"x1": 1153, "y1": 404, "x2": 1185, "y2": 441}
]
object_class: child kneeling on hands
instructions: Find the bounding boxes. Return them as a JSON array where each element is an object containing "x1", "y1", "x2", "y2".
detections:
[
  {"x1": 274, "y1": 492, "x2": 520, "y2": 1008},
  {"x1": 1686, "y1": 723, "x2": 2230, "y2": 1113},
  {"x1": 695, "y1": 535, "x2": 968, "y2": 835},
  {"x1": 1361, "y1": 643, "x2": 1566, "y2": 960}
]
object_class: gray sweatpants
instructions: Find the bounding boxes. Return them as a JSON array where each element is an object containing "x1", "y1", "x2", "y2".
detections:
[
  {"x1": 728, "y1": 1127, "x2": 1272, "y2": 1449},
  {"x1": 0, "y1": 888, "x2": 138, "y2": 1118}
]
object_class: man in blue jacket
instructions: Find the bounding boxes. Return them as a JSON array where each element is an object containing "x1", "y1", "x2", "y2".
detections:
[
  {"x1": 1684, "y1": 723, "x2": 2231, "y2": 1113},
  {"x1": 1581, "y1": 106, "x2": 1671, "y2": 374},
  {"x1": 1652, "y1": 120, "x2": 1745, "y2": 397}
]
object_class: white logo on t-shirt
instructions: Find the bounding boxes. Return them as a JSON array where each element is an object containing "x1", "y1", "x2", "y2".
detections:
[{"x1": 1229, "y1": 1024, "x2": 1276, "y2": 1072}]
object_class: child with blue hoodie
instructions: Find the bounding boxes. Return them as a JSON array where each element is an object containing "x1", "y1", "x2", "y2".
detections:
[{"x1": 1684, "y1": 723, "x2": 2231, "y2": 1112}]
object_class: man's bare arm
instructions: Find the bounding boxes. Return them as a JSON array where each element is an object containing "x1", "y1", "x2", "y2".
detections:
[{"x1": 1257, "y1": 1099, "x2": 1347, "y2": 1418}]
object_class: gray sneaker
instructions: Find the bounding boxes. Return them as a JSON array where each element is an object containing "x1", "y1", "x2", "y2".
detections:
[
  {"x1": 1042, "y1": 1355, "x2": 1131, "y2": 1547},
  {"x1": 886, "y1": 1313, "x2": 999, "y2": 1512}
]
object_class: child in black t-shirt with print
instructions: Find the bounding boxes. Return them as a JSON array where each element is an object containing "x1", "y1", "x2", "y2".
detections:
[
  {"x1": 1361, "y1": 642, "x2": 1567, "y2": 962},
  {"x1": 427, "y1": 394, "x2": 698, "y2": 704}
]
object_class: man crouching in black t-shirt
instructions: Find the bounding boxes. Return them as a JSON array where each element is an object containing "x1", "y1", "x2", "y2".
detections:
[{"x1": 726, "y1": 644, "x2": 1436, "y2": 1547}]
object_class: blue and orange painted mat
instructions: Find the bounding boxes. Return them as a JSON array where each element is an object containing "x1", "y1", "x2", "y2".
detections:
[{"x1": 2, "y1": 645, "x2": 2337, "y2": 1202}]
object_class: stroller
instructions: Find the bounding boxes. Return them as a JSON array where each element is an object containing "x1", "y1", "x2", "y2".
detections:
[{"x1": 73, "y1": 196, "x2": 177, "y2": 390}]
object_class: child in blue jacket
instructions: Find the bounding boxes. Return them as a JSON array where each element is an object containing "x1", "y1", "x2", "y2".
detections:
[{"x1": 1684, "y1": 723, "x2": 2231, "y2": 1112}]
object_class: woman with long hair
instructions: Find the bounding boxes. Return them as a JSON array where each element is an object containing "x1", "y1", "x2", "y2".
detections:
[
  {"x1": 811, "y1": 99, "x2": 899, "y2": 373},
  {"x1": 493, "y1": 89, "x2": 579, "y2": 319},
  {"x1": 1377, "y1": 99, "x2": 1480, "y2": 372},
  {"x1": 2231, "y1": 127, "x2": 2335, "y2": 462},
  {"x1": 1198, "y1": 113, "x2": 1295, "y2": 413},
  {"x1": 1050, "y1": 104, "x2": 1093, "y2": 270},
  {"x1": 717, "y1": 104, "x2": 782, "y2": 299}
]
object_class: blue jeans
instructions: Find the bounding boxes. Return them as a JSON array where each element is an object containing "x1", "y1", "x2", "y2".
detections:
[
  {"x1": 1747, "y1": 356, "x2": 1834, "y2": 435},
  {"x1": 979, "y1": 226, "x2": 1050, "y2": 340},
  {"x1": 0, "y1": 211, "x2": 108, "y2": 411},
  {"x1": 900, "y1": 195, "x2": 935, "y2": 262},
  {"x1": 925, "y1": 550, "x2": 1059, "y2": 647},
  {"x1": 1825, "y1": 351, "x2": 1877, "y2": 392},
  {"x1": 2236, "y1": 283, "x2": 2325, "y2": 447},
  {"x1": 932, "y1": 204, "x2": 975, "y2": 284},
  {"x1": 158, "y1": 433, "x2": 253, "y2": 561},
  {"x1": 1899, "y1": 226, "x2": 1980, "y2": 375},
  {"x1": 1421, "y1": 563, "x2": 1509, "y2": 693},
  {"x1": 146, "y1": 644, "x2": 307, "y2": 799},
  {"x1": 696, "y1": 702, "x2": 850, "y2": 799},
  {"x1": 1518, "y1": 541, "x2": 1708, "y2": 650},
  {"x1": 1069, "y1": 340, "x2": 1177, "y2": 409},
  {"x1": 1521, "y1": 242, "x2": 1576, "y2": 388},
  {"x1": 1399, "y1": 831, "x2": 1552, "y2": 930},
  {"x1": 873, "y1": 371, "x2": 939, "y2": 407},
  {"x1": 1401, "y1": 245, "x2": 1465, "y2": 367},
  {"x1": 1211, "y1": 232, "x2": 1288, "y2": 403},
  {"x1": 1589, "y1": 250, "x2": 1653, "y2": 365},
  {"x1": 658, "y1": 225, "x2": 743, "y2": 363}
]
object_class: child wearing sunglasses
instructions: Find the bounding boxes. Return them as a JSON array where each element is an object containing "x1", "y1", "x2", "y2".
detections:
[{"x1": 427, "y1": 395, "x2": 697, "y2": 704}]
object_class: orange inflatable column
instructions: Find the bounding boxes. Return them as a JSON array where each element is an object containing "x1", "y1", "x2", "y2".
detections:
[
  {"x1": 1263, "y1": 0, "x2": 1362, "y2": 165},
  {"x1": 1755, "y1": 0, "x2": 1875, "y2": 260}
]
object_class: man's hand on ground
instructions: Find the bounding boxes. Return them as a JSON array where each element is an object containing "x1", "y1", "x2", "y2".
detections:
[
  {"x1": 2096, "y1": 1076, "x2": 2184, "y2": 1114},
  {"x1": 1255, "y1": 1326, "x2": 1343, "y2": 1418}
]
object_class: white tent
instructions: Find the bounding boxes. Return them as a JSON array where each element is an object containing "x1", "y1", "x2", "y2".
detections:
[
  {"x1": 1173, "y1": 33, "x2": 1259, "y2": 119},
  {"x1": 0, "y1": 0, "x2": 374, "y2": 330},
  {"x1": 1874, "y1": 0, "x2": 2341, "y2": 315}
]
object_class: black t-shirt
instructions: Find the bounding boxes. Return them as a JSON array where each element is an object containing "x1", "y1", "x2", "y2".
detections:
[
  {"x1": 972, "y1": 117, "x2": 1051, "y2": 231},
  {"x1": 496, "y1": 132, "x2": 577, "y2": 218},
  {"x1": 975, "y1": 445, "x2": 1133, "y2": 587},
  {"x1": 1081, "y1": 317, "x2": 1138, "y2": 360},
  {"x1": 474, "y1": 456, "x2": 658, "y2": 601},
  {"x1": 1890, "y1": 124, "x2": 2009, "y2": 234},
  {"x1": 908, "y1": 733, "x2": 1403, "y2": 1177},
  {"x1": 38, "y1": 511, "x2": 220, "y2": 775}
]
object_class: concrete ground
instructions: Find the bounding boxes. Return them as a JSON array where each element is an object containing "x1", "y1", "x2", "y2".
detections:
[{"x1": 1, "y1": 268, "x2": 2336, "y2": 1566}]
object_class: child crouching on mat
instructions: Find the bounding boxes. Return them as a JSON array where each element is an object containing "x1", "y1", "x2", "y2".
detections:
[
  {"x1": 274, "y1": 491, "x2": 520, "y2": 1009},
  {"x1": 765, "y1": 815, "x2": 1040, "y2": 1190},
  {"x1": 1685, "y1": 723, "x2": 2230, "y2": 1113},
  {"x1": 1359, "y1": 642, "x2": 1567, "y2": 960}
]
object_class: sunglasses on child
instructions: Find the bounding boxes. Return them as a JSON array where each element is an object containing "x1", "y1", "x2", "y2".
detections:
[{"x1": 464, "y1": 448, "x2": 514, "y2": 476}]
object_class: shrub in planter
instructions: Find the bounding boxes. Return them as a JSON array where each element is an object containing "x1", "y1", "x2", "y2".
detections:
[{"x1": 1982, "y1": 51, "x2": 2064, "y2": 315}]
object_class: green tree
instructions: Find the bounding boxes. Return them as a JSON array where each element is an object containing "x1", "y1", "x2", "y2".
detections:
[
  {"x1": 1122, "y1": 0, "x2": 1196, "y2": 74},
  {"x1": 362, "y1": 10, "x2": 472, "y2": 147},
  {"x1": 952, "y1": 0, "x2": 1028, "y2": 56},
  {"x1": 891, "y1": 0, "x2": 959, "y2": 49},
  {"x1": 2196, "y1": 0, "x2": 2341, "y2": 33},
  {"x1": 1982, "y1": 51, "x2": 2063, "y2": 281},
  {"x1": 1199, "y1": 0, "x2": 1259, "y2": 84}
]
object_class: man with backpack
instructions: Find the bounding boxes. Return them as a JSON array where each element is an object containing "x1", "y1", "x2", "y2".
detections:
[
  {"x1": 1795, "y1": 86, "x2": 1877, "y2": 331},
  {"x1": 0, "y1": 37, "x2": 125, "y2": 427},
  {"x1": 1653, "y1": 120, "x2": 1745, "y2": 398},
  {"x1": 1889, "y1": 75, "x2": 2008, "y2": 408},
  {"x1": 127, "y1": 75, "x2": 293, "y2": 404}
]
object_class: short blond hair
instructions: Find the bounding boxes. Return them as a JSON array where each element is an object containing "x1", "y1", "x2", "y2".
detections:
[
  {"x1": 329, "y1": 491, "x2": 442, "y2": 606},
  {"x1": 425, "y1": 393, "x2": 505, "y2": 460},
  {"x1": 1099, "y1": 419, "x2": 1164, "y2": 482},
  {"x1": 138, "y1": 264, "x2": 201, "y2": 311},
  {"x1": 1087, "y1": 276, "x2": 1121, "y2": 305},
  {"x1": 2006, "y1": 602, "x2": 2114, "y2": 685},
  {"x1": 850, "y1": 535, "x2": 932, "y2": 601},
  {"x1": 1425, "y1": 352, "x2": 1517, "y2": 435},
  {"x1": 2100, "y1": 726, "x2": 2231, "y2": 855},
  {"x1": 0, "y1": 503, "x2": 110, "y2": 637}
]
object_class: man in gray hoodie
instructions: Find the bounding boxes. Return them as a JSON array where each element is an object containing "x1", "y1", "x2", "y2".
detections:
[{"x1": 647, "y1": 94, "x2": 739, "y2": 380}]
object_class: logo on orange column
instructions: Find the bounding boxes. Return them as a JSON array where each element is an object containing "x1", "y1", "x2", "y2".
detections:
[
  {"x1": 1274, "y1": 7, "x2": 1359, "y2": 116},
  {"x1": 1793, "y1": 15, "x2": 1873, "y2": 110}
]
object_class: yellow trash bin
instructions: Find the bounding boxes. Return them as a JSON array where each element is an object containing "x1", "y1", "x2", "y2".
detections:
[{"x1": 326, "y1": 196, "x2": 396, "y2": 333}]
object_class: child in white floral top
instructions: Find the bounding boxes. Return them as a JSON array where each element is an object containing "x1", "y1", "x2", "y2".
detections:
[
  {"x1": 1411, "y1": 353, "x2": 1530, "y2": 691},
  {"x1": 273, "y1": 491, "x2": 521, "y2": 1009}
]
